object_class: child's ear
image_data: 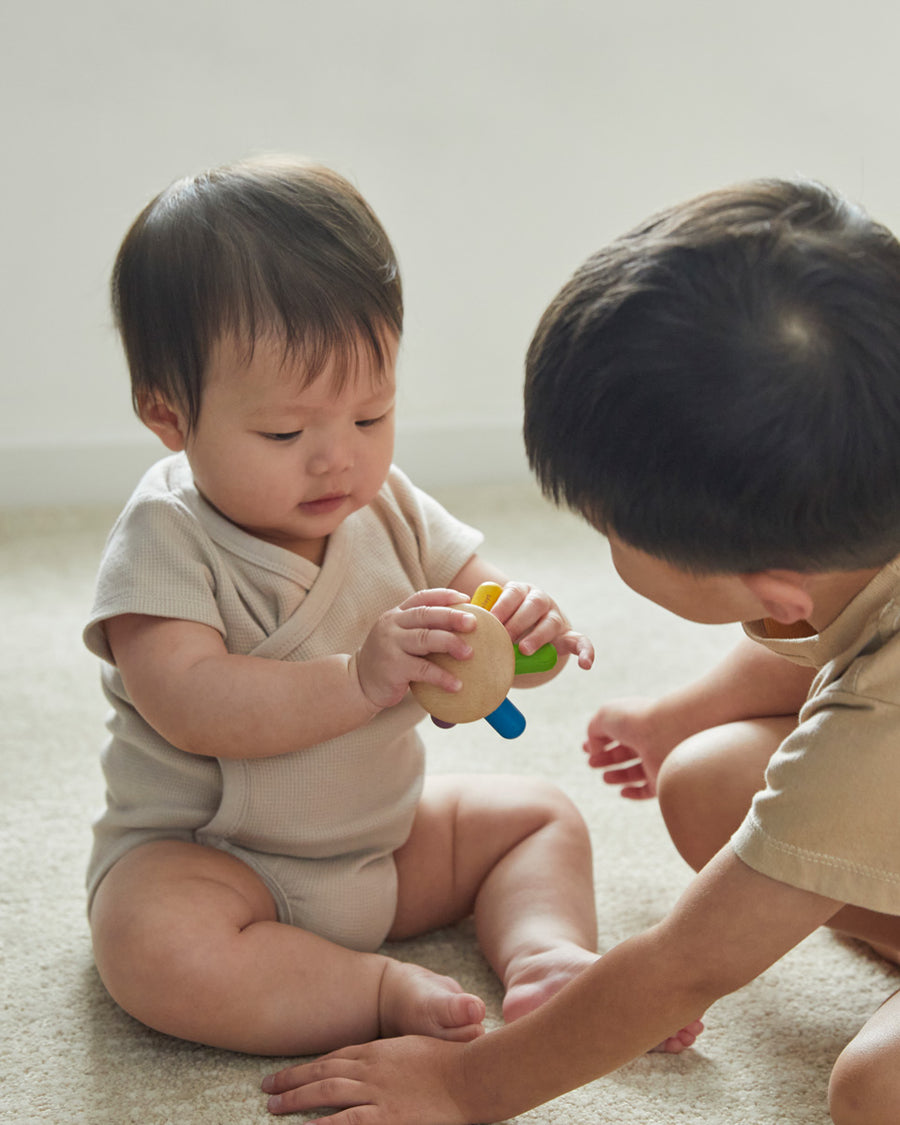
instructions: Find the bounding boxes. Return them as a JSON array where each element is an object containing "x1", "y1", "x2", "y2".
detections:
[
  {"x1": 138, "y1": 395, "x2": 188, "y2": 452},
  {"x1": 740, "y1": 570, "x2": 815, "y2": 625}
]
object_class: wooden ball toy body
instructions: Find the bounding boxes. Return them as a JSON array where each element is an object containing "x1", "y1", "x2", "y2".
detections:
[{"x1": 410, "y1": 603, "x2": 515, "y2": 724}]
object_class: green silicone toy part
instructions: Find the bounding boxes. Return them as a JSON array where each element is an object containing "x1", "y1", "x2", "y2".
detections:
[{"x1": 513, "y1": 643, "x2": 558, "y2": 675}]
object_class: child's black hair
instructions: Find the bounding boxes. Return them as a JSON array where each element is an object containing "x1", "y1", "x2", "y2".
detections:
[{"x1": 525, "y1": 178, "x2": 900, "y2": 572}]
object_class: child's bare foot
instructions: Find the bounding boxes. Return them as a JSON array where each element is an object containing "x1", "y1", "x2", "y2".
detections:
[
  {"x1": 378, "y1": 961, "x2": 486, "y2": 1042},
  {"x1": 503, "y1": 945, "x2": 704, "y2": 1054},
  {"x1": 502, "y1": 943, "x2": 600, "y2": 1023}
]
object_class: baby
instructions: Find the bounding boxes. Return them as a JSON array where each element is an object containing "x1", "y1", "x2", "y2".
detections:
[{"x1": 83, "y1": 156, "x2": 614, "y2": 1057}]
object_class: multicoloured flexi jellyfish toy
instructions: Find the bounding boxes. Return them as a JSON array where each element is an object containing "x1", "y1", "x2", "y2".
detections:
[{"x1": 410, "y1": 582, "x2": 557, "y2": 739}]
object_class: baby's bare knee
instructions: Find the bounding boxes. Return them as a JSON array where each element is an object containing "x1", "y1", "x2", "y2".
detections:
[
  {"x1": 93, "y1": 897, "x2": 213, "y2": 1026},
  {"x1": 523, "y1": 778, "x2": 590, "y2": 836},
  {"x1": 483, "y1": 777, "x2": 592, "y2": 860}
]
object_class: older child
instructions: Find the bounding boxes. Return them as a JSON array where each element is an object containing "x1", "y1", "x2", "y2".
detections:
[
  {"x1": 84, "y1": 156, "x2": 609, "y2": 1057},
  {"x1": 264, "y1": 178, "x2": 900, "y2": 1124}
]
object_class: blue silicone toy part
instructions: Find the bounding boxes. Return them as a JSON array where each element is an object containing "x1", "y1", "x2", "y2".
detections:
[{"x1": 484, "y1": 696, "x2": 527, "y2": 739}]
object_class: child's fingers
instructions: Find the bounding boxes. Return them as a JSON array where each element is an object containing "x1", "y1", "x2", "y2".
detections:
[
  {"x1": 584, "y1": 739, "x2": 637, "y2": 768},
  {"x1": 601, "y1": 762, "x2": 647, "y2": 787}
]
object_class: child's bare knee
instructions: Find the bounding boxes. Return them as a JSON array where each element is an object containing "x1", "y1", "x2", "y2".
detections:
[
  {"x1": 829, "y1": 1036, "x2": 900, "y2": 1125},
  {"x1": 656, "y1": 744, "x2": 709, "y2": 861}
]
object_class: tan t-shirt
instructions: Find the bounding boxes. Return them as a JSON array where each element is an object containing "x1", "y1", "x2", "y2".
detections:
[
  {"x1": 83, "y1": 454, "x2": 483, "y2": 906},
  {"x1": 732, "y1": 555, "x2": 900, "y2": 914}
]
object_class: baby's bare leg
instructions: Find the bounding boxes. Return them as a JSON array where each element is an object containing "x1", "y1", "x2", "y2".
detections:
[
  {"x1": 829, "y1": 987, "x2": 900, "y2": 1125},
  {"x1": 391, "y1": 774, "x2": 599, "y2": 1022},
  {"x1": 90, "y1": 840, "x2": 484, "y2": 1055}
]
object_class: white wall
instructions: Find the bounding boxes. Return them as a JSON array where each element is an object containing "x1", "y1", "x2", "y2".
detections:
[{"x1": 3, "y1": 0, "x2": 900, "y2": 506}]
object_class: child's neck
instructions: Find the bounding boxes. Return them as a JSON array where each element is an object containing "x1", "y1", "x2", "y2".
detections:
[{"x1": 806, "y1": 565, "x2": 882, "y2": 632}]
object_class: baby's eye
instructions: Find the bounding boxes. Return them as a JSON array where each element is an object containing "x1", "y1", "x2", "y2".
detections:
[
  {"x1": 356, "y1": 414, "x2": 386, "y2": 429},
  {"x1": 262, "y1": 431, "x2": 301, "y2": 442}
]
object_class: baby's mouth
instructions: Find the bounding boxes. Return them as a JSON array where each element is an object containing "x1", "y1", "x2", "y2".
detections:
[{"x1": 300, "y1": 493, "x2": 348, "y2": 514}]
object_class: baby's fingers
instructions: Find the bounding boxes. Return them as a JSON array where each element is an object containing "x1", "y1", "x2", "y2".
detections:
[
  {"x1": 554, "y1": 630, "x2": 595, "y2": 669},
  {"x1": 398, "y1": 605, "x2": 478, "y2": 662},
  {"x1": 398, "y1": 588, "x2": 470, "y2": 611}
]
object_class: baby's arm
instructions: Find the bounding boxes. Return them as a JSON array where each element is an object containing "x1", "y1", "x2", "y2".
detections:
[
  {"x1": 104, "y1": 589, "x2": 479, "y2": 759},
  {"x1": 587, "y1": 637, "x2": 815, "y2": 797},
  {"x1": 449, "y1": 555, "x2": 595, "y2": 682},
  {"x1": 263, "y1": 847, "x2": 842, "y2": 1122}
]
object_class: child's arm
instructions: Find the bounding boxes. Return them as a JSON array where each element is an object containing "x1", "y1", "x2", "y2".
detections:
[
  {"x1": 262, "y1": 846, "x2": 842, "y2": 1122},
  {"x1": 449, "y1": 555, "x2": 595, "y2": 682},
  {"x1": 104, "y1": 588, "x2": 479, "y2": 759},
  {"x1": 587, "y1": 637, "x2": 815, "y2": 797}
]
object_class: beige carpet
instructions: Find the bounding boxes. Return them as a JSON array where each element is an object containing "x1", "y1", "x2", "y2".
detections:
[{"x1": 3, "y1": 482, "x2": 897, "y2": 1125}]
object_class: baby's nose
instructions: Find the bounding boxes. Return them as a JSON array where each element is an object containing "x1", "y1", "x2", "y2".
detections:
[{"x1": 307, "y1": 431, "x2": 353, "y2": 474}]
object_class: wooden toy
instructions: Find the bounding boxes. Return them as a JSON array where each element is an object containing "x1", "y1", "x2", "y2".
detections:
[{"x1": 410, "y1": 582, "x2": 557, "y2": 739}]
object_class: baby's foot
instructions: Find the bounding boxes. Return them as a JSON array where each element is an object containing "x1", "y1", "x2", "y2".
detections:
[
  {"x1": 378, "y1": 961, "x2": 486, "y2": 1042},
  {"x1": 502, "y1": 943, "x2": 600, "y2": 1023},
  {"x1": 650, "y1": 1020, "x2": 705, "y2": 1054},
  {"x1": 503, "y1": 945, "x2": 704, "y2": 1054}
]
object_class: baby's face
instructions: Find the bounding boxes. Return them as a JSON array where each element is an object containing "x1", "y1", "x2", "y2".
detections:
[{"x1": 184, "y1": 334, "x2": 397, "y2": 563}]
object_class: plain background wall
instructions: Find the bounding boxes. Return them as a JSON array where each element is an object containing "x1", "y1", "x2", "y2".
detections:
[{"x1": 3, "y1": 0, "x2": 900, "y2": 506}]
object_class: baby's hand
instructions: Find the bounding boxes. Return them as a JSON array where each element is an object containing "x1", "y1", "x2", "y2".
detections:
[
  {"x1": 355, "y1": 590, "x2": 477, "y2": 710},
  {"x1": 489, "y1": 582, "x2": 594, "y2": 671}
]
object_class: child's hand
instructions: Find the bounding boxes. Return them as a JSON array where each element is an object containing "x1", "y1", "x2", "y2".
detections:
[
  {"x1": 263, "y1": 1034, "x2": 474, "y2": 1123},
  {"x1": 355, "y1": 590, "x2": 477, "y2": 710},
  {"x1": 583, "y1": 698, "x2": 672, "y2": 799},
  {"x1": 489, "y1": 582, "x2": 594, "y2": 670}
]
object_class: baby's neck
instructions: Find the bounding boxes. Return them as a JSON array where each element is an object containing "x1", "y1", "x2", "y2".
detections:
[{"x1": 287, "y1": 534, "x2": 328, "y2": 566}]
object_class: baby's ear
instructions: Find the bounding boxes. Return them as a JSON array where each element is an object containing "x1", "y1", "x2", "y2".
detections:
[
  {"x1": 138, "y1": 395, "x2": 188, "y2": 452},
  {"x1": 740, "y1": 570, "x2": 814, "y2": 625}
]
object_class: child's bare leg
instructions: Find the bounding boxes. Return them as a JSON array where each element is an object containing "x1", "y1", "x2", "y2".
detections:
[
  {"x1": 90, "y1": 840, "x2": 485, "y2": 1055},
  {"x1": 656, "y1": 717, "x2": 900, "y2": 971},
  {"x1": 826, "y1": 905, "x2": 900, "y2": 967},
  {"x1": 656, "y1": 716, "x2": 795, "y2": 871},
  {"x1": 829, "y1": 987, "x2": 900, "y2": 1125},
  {"x1": 390, "y1": 773, "x2": 598, "y2": 1024}
]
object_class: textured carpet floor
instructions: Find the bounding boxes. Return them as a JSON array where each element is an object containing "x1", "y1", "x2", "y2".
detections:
[{"x1": 2, "y1": 483, "x2": 897, "y2": 1124}]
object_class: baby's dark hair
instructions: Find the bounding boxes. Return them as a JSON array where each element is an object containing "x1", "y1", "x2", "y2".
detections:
[
  {"x1": 111, "y1": 156, "x2": 403, "y2": 433},
  {"x1": 525, "y1": 178, "x2": 900, "y2": 573}
]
